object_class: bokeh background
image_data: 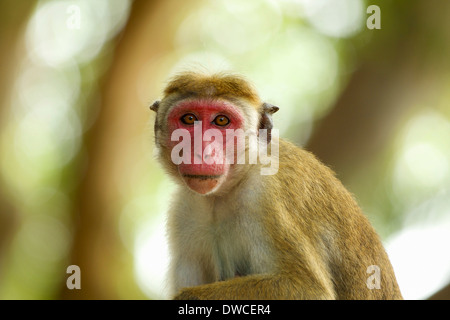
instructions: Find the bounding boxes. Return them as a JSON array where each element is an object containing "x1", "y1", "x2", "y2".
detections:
[{"x1": 1, "y1": 0, "x2": 449, "y2": 300}]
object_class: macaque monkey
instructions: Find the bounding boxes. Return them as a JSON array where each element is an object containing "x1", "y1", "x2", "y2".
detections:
[{"x1": 150, "y1": 71, "x2": 402, "y2": 300}]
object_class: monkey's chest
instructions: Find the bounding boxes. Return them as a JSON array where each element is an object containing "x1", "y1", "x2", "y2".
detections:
[
  {"x1": 213, "y1": 235, "x2": 249, "y2": 281},
  {"x1": 207, "y1": 218, "x2": 275, "y2": 282}
]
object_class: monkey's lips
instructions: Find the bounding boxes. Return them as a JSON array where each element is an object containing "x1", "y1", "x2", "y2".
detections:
[{"x1": 182, "y1": 174, "x2": 223, "y2": 195}]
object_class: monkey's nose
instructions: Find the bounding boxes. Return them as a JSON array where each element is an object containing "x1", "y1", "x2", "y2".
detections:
[
  {"x1": 195, "y1": 148, "x2": 215, "y2": 160},
  {"x1": 194, "y1": 152, "x2": 212, "y2": 163},
  {"x1": 194, "y1": 152, "x2": 203, "y2": 160}
]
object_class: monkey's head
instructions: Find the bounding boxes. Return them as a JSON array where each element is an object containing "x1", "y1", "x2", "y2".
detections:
[{"x1": 151, "y1": 72, "x2": 278, "y2": 195}]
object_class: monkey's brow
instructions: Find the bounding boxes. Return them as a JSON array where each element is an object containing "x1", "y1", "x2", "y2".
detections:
[
  {"x1": 169, "y1": 92, "x2": 251, "y2": 106},
  {"x1": 169, "y1": 92, "x2": 197, "y2": 104},
  {"x1": 182, "y1": 174, "x2": 222, "y2": 180}
]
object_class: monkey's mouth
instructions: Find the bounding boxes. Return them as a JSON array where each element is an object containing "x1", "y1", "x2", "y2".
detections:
[
  {"x1": 181, "y1": 174, "x2": 223, "y2": 194},
  {"x1": 182, "y1": 174, "x2": 222, "y2": 180}
]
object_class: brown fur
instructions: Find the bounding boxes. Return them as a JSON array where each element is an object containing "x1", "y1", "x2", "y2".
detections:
[
  {"x1": 152, "y1": 72, "x2": 403, "y2": 300},
  {"x1": 163, "y1": 71, "x2": 262, "y2": 106},
  {"x1": 261, "y1": 140, "x2": 402, "y2": 299}
]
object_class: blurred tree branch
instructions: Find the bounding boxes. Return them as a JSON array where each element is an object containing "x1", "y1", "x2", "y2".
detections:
[
  {"x1": 0, "y1": 0, "x2": 37, "y2": 288},
  {"x1": 60, "y1": 0, "x2": 199, "y2": 299},
  {"x1": 306, "y1": 0, "x2": 450, "y2": 299},
  {"x1": 0, "y1": 0, "x2": 37, "y2": 111},
  {"x1": 307, "y1": 0, "x2": 450, "y2": 177},
  {"x1": 60, "y1": 0, "x2": 161, "y2": 300}
]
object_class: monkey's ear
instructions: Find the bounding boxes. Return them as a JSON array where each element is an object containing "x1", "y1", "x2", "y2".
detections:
[
  {"x1": 263, "y1": 103, "x2": 279, "y2": 115},
  {"x1": 150, "y1": 100, "x2": 160, "y2": 112},
  {"x1": 258, "y1": 103, "x2": 279, "y2": 143}
]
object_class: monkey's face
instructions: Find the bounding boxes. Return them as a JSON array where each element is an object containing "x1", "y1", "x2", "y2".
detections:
[{"x1": 165, "y1": 99, "x2": 247, "y2": 195}]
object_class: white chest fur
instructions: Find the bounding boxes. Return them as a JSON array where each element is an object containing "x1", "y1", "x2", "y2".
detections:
[{"x1": 168, "y1": 182, "x2": 276, "y2": 292}]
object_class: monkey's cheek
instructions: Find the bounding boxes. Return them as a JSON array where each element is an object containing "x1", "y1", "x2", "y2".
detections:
[{"x1": 184, "y1": 177, "x2": 221, "y2": 195}]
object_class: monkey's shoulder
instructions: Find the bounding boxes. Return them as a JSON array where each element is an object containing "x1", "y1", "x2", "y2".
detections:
[
  {"x1": 276, "y1": 139, "x2": 338, "y2": 184},
  {"x1": 266, "y1": 138, "x2": 362, "y2": 217}
]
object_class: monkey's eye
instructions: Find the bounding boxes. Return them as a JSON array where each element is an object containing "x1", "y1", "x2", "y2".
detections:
[
  {"x1": 180, "y1": 113, "x2": 198, "y2": 125},
  {"x1": 213, "y1": 115, "x2": 230, "y2": 126}
]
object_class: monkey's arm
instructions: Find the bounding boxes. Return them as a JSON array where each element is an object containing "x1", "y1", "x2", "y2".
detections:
[
  {"x1": 175, "y1": 252, "x2": 336, "y2": 300},
  {"x1": 173, "y1": 271, "x2": 335, "y2": 300}
]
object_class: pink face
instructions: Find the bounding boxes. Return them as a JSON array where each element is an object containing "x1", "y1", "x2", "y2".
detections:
[{"x1": 167, "y1": 99, "x2": 245, "y2": 194}]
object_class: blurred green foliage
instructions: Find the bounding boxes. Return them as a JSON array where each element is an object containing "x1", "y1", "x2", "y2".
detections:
[{"x1": 0, "y1": 0, "x2": 449, "y2": 300}]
